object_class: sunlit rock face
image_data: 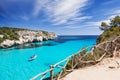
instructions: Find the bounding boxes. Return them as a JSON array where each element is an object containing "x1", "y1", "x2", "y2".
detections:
[
  {"x1": 0, "y1": 40, "x2": 15, "y2": 48},
  {"x1": 0, "y1": 35, "x2": 4, "y2": 38},
  {"x1": 0, "y1": 30, "x2": 57, "y2": 48}
]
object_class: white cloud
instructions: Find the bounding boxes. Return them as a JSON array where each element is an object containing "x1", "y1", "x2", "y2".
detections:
[
  {"x1": 64, "y1": 16, "x2": 92, "y2": 25},
  {"x1": 63, "y1": 14, "x2": 114, "y2": 29},
  {"x1": 84, "y1": 9, "x2": 120, "y2": 28},
  {"x1": 33, "y1": 0, "x2": 89, "y2": 25},
  {"x1": 33, "y1": 0, "x2": 50, "y2": 16},
  {"x1": 108, "y1": 10, "x2": 120, "y2": 19},
  {"x1": 85, "y1": 22, "x2": 101, "y2": 27},
  {"x1": 62, "y1": 26, "x2": 82, "y2": 29},
  {"x1": 20, "y1": 16, "x2": 29, "y2": 21},
  {"x1": 71, "y1": 16, "x2": 92, "y2": 21},
  {"x1": 61, "y1": 23, "x2": 100, "y2": 29},
  {"x1": 53, "y1": 19, "x2": 67, "y2": 25},
  {"x1": 108, "y1": 15, "x2": 116, "y2": 19},
  {"x1": 113, "y1": 10, "x2": 120, "y2": 14},
  {"x1": 62, "y1": 19, "x2": 107, "y2": 29},
  {"x1": 85, "y1": 19, "x2": 110, "y2": 27},
  {"x1": 106, "y1": 9, "x2": 120, "y2": 16}
]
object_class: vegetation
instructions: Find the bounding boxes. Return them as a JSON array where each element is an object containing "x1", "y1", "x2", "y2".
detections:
[
  {"x1": 100, "y1": 16, "x2": 120, "y2": 31},
  {"x1": 0, "y1": 27, "x2": 27, "y2": 43},
  {"x1": 110, "y1": 16, "x2": 120, "y2": 27},
  {"x1": 66, "y1": 48, "x2": 101, "y2": 69},
  {"x1": 65, "y1": 16, "x2": 120, "y2": 70},
  {"x1": 97, "y1": 27, "x2": 120, "y2": 44},
  {"x1": 59, "y1": 47, "x2": 107, "y2": 78},
  {"x1": 0, "y1": 26, "x2": 54, "y2": 44},
  {"x1": 0, "y1": 38, "x2": 3, "y2": 43},
  {"x1": 58, "y1": 16, "x2": 120, "y2": 78},
  {"x1": 54, "y1": 16, "x2": 120, "y2": 79},
  {"x1": 97, "y1": 16, "x2": 120, "y2": 44},
  {"x1": 100, "y1": 22, "x2": 109, "y2": 30},
  {"x1": 42, "y1": 31, "x2": 49, "y2": 36}
]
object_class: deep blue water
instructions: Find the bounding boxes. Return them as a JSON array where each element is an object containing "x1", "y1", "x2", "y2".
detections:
[{"x1": 0, "y1": 35, "x2": 98, "y2": 80}]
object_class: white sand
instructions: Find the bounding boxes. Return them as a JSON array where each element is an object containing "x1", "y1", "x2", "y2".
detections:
[{"x1": 61, "y1": 57, "x2": 120, "y2": 80}]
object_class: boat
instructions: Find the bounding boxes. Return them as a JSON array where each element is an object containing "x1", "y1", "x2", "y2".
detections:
[{"x1": 28, "y1": 54, "x2": 37, "y2": 61}]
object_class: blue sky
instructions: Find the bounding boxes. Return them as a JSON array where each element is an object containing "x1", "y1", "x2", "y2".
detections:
[{"x1": 0, "y1": 0, "x2": 120, "y2": 35}]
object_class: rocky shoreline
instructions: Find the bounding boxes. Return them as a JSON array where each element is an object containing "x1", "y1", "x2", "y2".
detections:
[{"x1": 0, "y1": 30, "x2": 57, "y2": 48}]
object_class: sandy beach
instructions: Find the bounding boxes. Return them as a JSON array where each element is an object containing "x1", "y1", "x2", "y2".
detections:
[{"x1": 61, "y1": 57, "x2": 120, "y2": 80}]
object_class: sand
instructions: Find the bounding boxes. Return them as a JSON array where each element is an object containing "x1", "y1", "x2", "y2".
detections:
[{"x1": 61, "y1": 57, "x2": 120, "y2": 80}]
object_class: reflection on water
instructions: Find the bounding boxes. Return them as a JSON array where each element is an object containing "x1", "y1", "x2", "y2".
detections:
[
  {"x1": 15, "y1": 40, "x2": 60, "y2": 49},
  {"x1": 0, "y1": 41, "x2": 60, "y2": 50}
]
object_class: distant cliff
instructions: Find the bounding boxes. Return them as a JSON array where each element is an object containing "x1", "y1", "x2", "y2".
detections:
[{"x1": 0, "y1": 27, "x2": 57, "y2": 48}]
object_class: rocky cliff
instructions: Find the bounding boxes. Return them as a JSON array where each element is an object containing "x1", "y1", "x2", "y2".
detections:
[{"x1": 0, "y1": 27, "x2": 57, "y2": 48}]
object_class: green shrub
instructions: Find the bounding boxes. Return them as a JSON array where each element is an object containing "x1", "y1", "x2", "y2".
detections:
[
  {"x1": 97, "y1": 27, "x2": 120, "y2": 44},
  {"x1": 0, "y1": 27, "x2": 19, "y2": 41},
  {"x1": 0, "y1": 38, "x2": 3, "y2": 43}
]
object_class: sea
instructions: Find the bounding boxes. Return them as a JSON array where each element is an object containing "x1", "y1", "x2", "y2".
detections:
[{"x1": 0, "y1": 35, "x2": 98, "y2": 80}]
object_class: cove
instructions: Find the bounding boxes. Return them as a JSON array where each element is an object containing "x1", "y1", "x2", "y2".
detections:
[{"x1": 0, "y1": 35, "x2": 98, "y2": 80}]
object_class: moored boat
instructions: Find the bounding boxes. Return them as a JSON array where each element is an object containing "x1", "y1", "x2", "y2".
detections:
[{"x1": 29, "y1": 54, "x2": 37, "y2": 61}]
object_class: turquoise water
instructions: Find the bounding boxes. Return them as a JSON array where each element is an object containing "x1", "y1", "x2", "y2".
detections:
[{"x1": 0, "y1": 35, "x2": 98, "y2": 80}]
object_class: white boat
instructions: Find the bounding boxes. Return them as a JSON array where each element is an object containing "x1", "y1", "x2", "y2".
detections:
[{"x1": 29, "y1": 54, "x2": 37, "y2": 61}]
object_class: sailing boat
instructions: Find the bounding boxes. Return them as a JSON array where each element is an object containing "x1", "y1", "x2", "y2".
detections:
[
  {"x1": 28, "y1": 43, "x2": 37, "y2": 61},
  {"x1": 29, "y1": 54, "x2": 37, "y2": 61}
]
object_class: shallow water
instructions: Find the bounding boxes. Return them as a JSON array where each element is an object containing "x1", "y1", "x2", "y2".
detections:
[{"x1": 0, "y1": 35, "x2": 98, "y2": 80}]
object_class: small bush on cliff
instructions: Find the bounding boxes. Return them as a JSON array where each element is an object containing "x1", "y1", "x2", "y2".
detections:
[
  {"x1": 0, "y1": 27, "x2": 20, "y2": 43},
  {"x1": 0, "y1": 38, "x2": 3, "y2": 43},
  {"x1": 97, "y1": 16, "x2": 120, "y2": 44},
  {"x1": 100, "y1": 16, "x2": 120, "y2": 31},
  {"x1": 97, "y1": 27, "x2": 120, "y2": 44}
]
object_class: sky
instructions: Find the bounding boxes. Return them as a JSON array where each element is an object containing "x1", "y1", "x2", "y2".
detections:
[{"x1": 0, "y1": 0, "x2": 120, "y2": 35}]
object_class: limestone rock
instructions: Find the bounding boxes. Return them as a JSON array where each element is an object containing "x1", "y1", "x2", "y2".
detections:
[{"x1": 0, "y1": 30, "x2": 56, "y2": 48}]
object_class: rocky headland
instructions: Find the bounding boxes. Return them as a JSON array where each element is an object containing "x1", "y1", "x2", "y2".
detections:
[{"x1": 0, "y1": 27, "x2": 57, "y2": 48}]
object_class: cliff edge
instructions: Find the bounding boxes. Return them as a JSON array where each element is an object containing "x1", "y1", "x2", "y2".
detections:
[{"x1": 0, "y1": 27, "x2": 57, "y2": 48}]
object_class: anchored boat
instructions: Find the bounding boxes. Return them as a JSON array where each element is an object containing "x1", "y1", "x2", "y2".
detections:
[{"x1": 29, "y1": 54, "x2": 37, "y2": 61}]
